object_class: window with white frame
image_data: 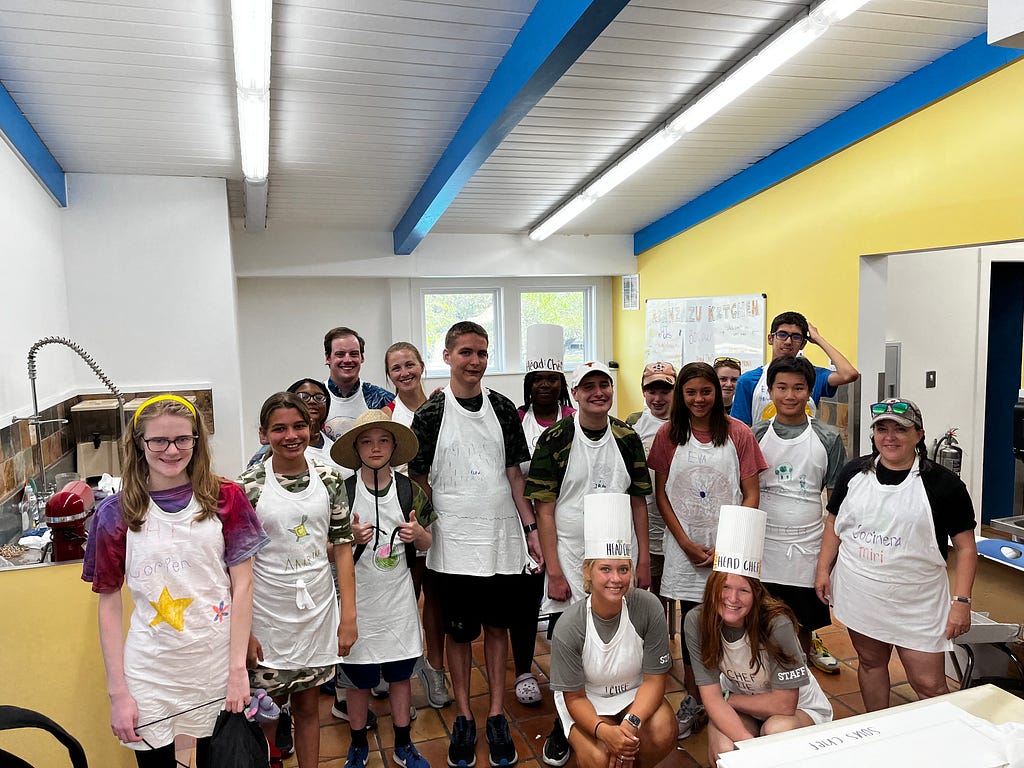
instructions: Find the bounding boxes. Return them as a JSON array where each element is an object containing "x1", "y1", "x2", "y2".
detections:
[{"x1": 417, "y1": 280, "x2": 596, "y2": 376}]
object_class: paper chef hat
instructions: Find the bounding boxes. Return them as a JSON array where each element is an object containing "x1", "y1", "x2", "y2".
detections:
[
  {"x1": 584, "y1": 493, "x2": 633, "y2": 559},
  {"x1": 713, "y1": 505, "x2": 767, "y2": 579},
  {"x1": 525, "y1": 324, "x2": 565, "y2": 374}
]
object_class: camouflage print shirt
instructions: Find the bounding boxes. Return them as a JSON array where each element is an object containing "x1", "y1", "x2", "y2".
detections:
[
  {"x1": 237, "y1": 459, "x2": 353, "y2": 544},
  {"x1": 524, "y1": 416, "x2": 652, "y2": 503}
]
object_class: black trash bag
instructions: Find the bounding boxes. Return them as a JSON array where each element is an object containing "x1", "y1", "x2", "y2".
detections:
[{"x1": 208, "y1": 711, "x2": 269, "y2": 768}]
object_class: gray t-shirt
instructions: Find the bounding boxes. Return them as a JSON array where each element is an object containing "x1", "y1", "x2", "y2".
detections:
[
  {"x1": 750, "y1": 419, "x2": 846, "y2": 490},
  {"x1": 550, "y1": 589, "x2": 671, "y2": 692},
  {"x1": 683, "y1": 606, "x2": 808, "y2": 691}
]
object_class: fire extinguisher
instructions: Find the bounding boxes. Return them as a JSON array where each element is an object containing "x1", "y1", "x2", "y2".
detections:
[{"x1": 932, "y1": 428, "x2": 962, "y2": 477}]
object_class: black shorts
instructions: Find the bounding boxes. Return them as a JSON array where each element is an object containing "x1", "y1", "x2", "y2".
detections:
[
  {"x1": 432, "y1": 571, "x2": 522, "y2": 644},
  {"x1": 649, "y1": 553, "x2": 665, "y2": 596},
  {"x1": 762, "y1": 582, "x2": 831, "y2": 633},
  {"x1": 337, "y1": 657, "x2": 419, "y2": 690}
]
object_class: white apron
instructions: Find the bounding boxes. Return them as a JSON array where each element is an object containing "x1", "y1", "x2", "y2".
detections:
[
  {"x1": 750, "y1": 366, "x2": 817, "y2": 423},
  {"x1": 660, "y1": 436, "x2": 742, "y2": 602},
  {"x1": 324, "y1": 379, "x2": 368, "y2": 440},
  {"x1": 719, "y1": 632, "x2": 832, "y2": 725},
  {"x1": 758, "y1": 420, "x2": 827, "y2": 587},
  {"x1": 427, "y1": 387, "x2": 528, "y2": 576},
  {"x1": 543, "y1": 414, "x2": 632, "y2": 614},
  {"x1": 304, "y1": 435, "x2": 354, "y2": 479},
  {"x1": 391, "y1": 395, "x2": 418, "y2": 428},
  {"x1": 554, "y1": 596, "x2": 645, "y2": 733},
  {"x1": 123, "y1": 496, "x2": 231, "y2": 749},
  {"x1": 831, "y1": 459, "x2": 953, "y2": 653},
  {"x1": 632, "y1": 410, "x2": 668, "y2": 556},
  {"x1": 345, "y1": 479, "x2": 423, "y2": 664},
  {"x1": 251, "y1": 457, "x2": 343, "y2": 668},
  {"x1": 519, "y1": 406, "x2": 551, "y2": 476}
]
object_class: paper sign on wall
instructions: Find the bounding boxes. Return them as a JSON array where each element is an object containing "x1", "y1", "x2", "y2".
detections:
[{"x1": 644, "y1": 294, "x2": 765, "y2": 371}]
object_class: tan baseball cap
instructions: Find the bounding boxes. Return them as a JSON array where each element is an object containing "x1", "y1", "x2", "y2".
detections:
[{"x1": 642, "y1": 361, "x2": 676, "y2": 388}]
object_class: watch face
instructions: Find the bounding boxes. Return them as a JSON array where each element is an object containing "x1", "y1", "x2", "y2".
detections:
[{"x1": 625, "y1": 714, "x2": 641, "y2": 728}]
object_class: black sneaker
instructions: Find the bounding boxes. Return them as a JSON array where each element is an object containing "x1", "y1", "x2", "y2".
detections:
[
  {"x1": 275, "y1": 704, "x2": 294, "y2": 756},
  {"x1": 541, "y1": 718, "x2": 569, "y2": 767},
  {"x1": 486, "y1": 714, "x2": 517, "y2": 767},
  {"x1": 331, "y1": 698, "x2": 377, "y2": 729},
  {"x1": 447, "y1": 715, "x2": 477, "y2": 768}
]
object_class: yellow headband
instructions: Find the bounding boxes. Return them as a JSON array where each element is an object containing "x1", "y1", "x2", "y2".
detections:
[{"x1": 133, "y1": 395, "x2": 198, "y2": 426}]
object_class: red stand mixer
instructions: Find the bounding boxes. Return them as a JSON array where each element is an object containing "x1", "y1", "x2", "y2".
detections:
[{"x1": 44, "y1": 480, "x2": 95, "y2": 562}]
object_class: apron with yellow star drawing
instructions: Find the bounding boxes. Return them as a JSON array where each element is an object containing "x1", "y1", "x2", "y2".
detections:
[{"x1": 123, "y1": 495, "x2": 232, "y2": 749}]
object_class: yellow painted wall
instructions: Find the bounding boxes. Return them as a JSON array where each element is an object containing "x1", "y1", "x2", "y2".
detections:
[
  {"x1": 614, "y1": 59, "x2": 1024, "y2": 416},
  {"x1": 0, "y1": 563, "x2": 135, "y2": 767}
]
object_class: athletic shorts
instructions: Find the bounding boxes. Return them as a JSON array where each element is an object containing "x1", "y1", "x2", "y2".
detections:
[
  {"x1": 337, "y1": 657, "x2": 419, "y2": 690},
  {"x1": 678, "y1": 600, "x2": 700, "y2": 665},
  {"x1": 762, "y1": 582, "x2": 831, "y2": 634},
  {"x1": 432, "y1": 571, "x2": 522, "y2": 643},
  {"x1": 649, "y1": 553, "x2": 665, "y2": 596}
]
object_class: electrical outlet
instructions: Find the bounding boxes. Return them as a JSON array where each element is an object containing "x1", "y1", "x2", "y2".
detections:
[{"x1": 925, "y1": 370, "x2": 936, "y2": 388}]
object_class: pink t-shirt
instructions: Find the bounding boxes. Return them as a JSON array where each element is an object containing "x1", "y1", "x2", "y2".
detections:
[{"x1": 646, "y1": 417, "x2": 767, "y2": 481}]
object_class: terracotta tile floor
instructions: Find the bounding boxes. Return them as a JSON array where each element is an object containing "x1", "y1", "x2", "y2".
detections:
[{"x1": 175, "y1": 613, "x2": 962, "y2": 768}]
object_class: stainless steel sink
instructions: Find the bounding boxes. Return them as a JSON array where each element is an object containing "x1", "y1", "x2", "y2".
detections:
[{"x1": 990, "y1": 516, "x2": 1024, "y2": 543}]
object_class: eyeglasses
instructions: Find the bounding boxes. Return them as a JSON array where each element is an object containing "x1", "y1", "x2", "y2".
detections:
[
  {"x1": 771, "y1": 330, "x2": 806, "y2": 344},
  {"x1": 295, "y1": 392, "x2": 327, "y2": 404},
  {"x1": 871, "y1": 401, "x2": 911, "y2": 416},
  {"x1": 142, "y1": 435, "x2": 198, "y2": 452},
  {"x1": 713, "y1": 357, "x2": 741, "y2": 368}
]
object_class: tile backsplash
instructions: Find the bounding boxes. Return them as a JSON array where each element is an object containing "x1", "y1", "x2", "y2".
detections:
[{"x1": 0, "y1": 389, "x2": 214, "y2": 538}]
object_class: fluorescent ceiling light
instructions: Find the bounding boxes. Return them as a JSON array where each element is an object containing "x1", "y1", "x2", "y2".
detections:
[
  {"x1": 237, "y1": 91, "x2": 270, "y2": 181},
  {"x1": 528, "y1": 195, "x2": 595, "y2": 241},
  {"x1": 528, "y1": 0, "x2": 871, "y2": 241},
  {"x1": 230, "y1": 0, "x2": 272, "y2": 183}
]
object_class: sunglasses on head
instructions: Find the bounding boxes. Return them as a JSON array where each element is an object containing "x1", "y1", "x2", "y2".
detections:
[
  {"x1": 871, "y1": 401, "x2": 911, "y2": 416},
  {"x1": 713, "y1": 357, "x2": 741, "y2": 368}
]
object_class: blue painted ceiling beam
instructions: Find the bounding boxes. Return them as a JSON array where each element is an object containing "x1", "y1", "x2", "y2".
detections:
[
  {"x1": 634, "y1": 34, "x2": 1024, "y2": 255},
  {"x1": 393, "y1": 0, "x2": 629, "y2": 255},
  {"x1": 0, "y1": 81, "x2": 66, "y2": 206}
]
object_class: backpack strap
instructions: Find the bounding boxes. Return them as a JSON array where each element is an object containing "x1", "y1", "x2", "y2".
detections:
[{"x1": 344, "y1": 475, "x2": 368, "y2": 565}]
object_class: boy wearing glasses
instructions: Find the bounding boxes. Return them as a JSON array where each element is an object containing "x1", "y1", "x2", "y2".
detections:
[
  {"x1": 751, "y1": 356, "x2": 847, "y2": 675},
  {"x1": 731, "y1": 311, "x2": 858, "y2": 427}
]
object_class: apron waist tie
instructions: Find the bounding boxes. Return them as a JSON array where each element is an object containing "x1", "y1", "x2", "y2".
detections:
[
  {"x1": 295, "y1": 579, "x2": 315, "y2": 610},
  {"x1": 785, "y1": 542, "x2": 814, "y2": 561}
]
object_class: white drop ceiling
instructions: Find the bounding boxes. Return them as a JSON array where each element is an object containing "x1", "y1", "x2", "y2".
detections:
[{"x1": 0, "y1": 0, "x2": 990, "y2": 245}]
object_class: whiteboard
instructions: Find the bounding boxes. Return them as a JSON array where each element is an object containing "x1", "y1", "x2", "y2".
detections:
[{"x1": 644, "y1": 294, "x2": 766, "y2": 371}]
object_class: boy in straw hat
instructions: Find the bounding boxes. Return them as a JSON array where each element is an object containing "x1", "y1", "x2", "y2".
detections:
[
  {"x1": 548, "y1": 493, "x2": 676, "y2": 768},
  {"x1": 330, "y1": 410, "x2": 435, "y2": 768},
  {"x1": 683, "y1": 506, "x2": 831, "y2": 764}
]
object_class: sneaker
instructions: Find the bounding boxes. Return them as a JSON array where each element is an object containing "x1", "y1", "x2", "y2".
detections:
[
  {"x1": 275, "y1": 704, "x2": 294, "y2": 756},
  {"x1": 332, "y1": 698, "x2": 378, "y2": 729},
  {"x1": 394, "y1": 742, "x2": 430, "y2": 768},
  {"x1": 410, "y1": 705, "x2": 418, "y2": 722},
  {"x1": 486, "y1": 714, "x2": 518, "y2": 767},
  {"x1": 372, "y1": 679, "x2": 391, "y2": 699},
  {"x1": 447, "y1": 715, "x2": 477, "y2": 768},
  {"x1": 419, "y1": 659, "x2": 452, "y2": 709},
  {"x1": 541, "y1": 718, "x2": 569, "y2": 768},
  {"x1": 810, "y1": 633, "x2": 841, "y2": 674},
  {"x1": 346, "y1": 744, "x2": 370, "y2": 768},
  {"x1": 675, "y1": 695, "x2": 708, "y2": 739}
]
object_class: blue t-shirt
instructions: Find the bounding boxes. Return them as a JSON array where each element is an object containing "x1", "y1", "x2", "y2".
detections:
[{"x1": 731, "y1": 364, "x2": 836, "y2": 426}]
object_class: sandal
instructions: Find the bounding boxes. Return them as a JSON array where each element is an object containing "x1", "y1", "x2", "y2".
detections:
[{"x1": 515, "y1": 673, "x2": 542, "y2": 706}]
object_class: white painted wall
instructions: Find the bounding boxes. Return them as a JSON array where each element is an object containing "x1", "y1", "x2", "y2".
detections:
[
  {"x1": 61, "y1": 175, "x2": 245, "y2": 474},
  {"x1": 884, "y1": 247, "x2": 981, "y2": 492},
  {"x1": 0, "y1": 139, "x2": 75, "y2": 424}
]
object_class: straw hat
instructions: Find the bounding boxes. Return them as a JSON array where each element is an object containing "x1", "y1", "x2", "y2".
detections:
[{"x1": 330, "y1": 409, "x2": 419, "y2": 469}]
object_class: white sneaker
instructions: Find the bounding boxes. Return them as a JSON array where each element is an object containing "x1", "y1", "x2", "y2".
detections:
[
  {"x1": 810, "y1": 634, "x2": 840, "y2": 674},
  {"x1": 418, "y1": 658, "x2": 451, "y2": 708}
]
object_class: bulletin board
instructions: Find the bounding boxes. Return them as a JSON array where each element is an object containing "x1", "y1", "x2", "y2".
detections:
[{"x1": 644, "y1": 294, "x2": 767, "y2": 371}]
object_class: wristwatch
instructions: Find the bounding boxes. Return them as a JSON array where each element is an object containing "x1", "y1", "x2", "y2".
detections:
[
  {"x1": 623, "y1": 713, "x2": 641, "y2": 729},
  {"x1": 523, "y1": 522, "x2": 538, "y2": 534},
  {"x1": 951, "y1": 595, "x2": 972, "y2": 604}
]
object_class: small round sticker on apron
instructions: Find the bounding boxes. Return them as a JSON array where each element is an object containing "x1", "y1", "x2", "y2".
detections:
[{"x1": 373, "y1": 541, "x2": 401, "y2": 571}]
